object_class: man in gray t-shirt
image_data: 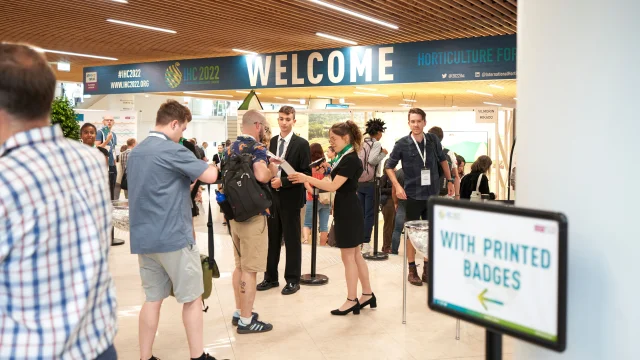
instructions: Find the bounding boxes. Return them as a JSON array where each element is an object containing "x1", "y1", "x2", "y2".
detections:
[{"x1": 127, "y1": 100, "x2": 219, "y2": 360}]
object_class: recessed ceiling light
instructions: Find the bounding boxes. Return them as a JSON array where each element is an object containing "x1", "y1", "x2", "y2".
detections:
[
  {"x1": 402, "y1": 99, "x2": 417, "y2": 102},
  {"x1": 236, "y1": 90, "x2": 261, "y2": 94},
  {"x1": 183, "y1": 91, "x2": 233, "y2": 98},
  {"x1": 353, "y1": 91, "x2": 388, "y2": 97},
  {"x1": 467, "y1": 90, "x2": 493, "y2": 96},
  {"x1": 343, "y1": 102, "x2": 356, "y2": 105},
  {"x1": 41, "y1": 49, "x2": 118, "y2": 61},
  {"x1": 513, "y1": 97, "x2": 518, "y2": 100},
  {"x1": 274, "y1": 96, "x2": 284, "y2": 99},
  {"x1": 483, "y1": 102, "x2": 502, "y2": 106},
  {"x1": 233, "y1": 48, "x2": 257, "y2": 55},
  {"x1": 488, "y1": 84, "x2": 504, "y2": 89},
  {"x1": 399, "y1": 104, "x2": 411, "y2": 106},
  {"x1": 316, "y1": 33, "x2": 357, "y2": 45},
  {"x1": 355, "y1": 86, "x2": 377, "y2": 91},
  {"x1": 107, "y1": 19, "x2": 176, "y2": 34},
  {"x1": 111, "y1": 0, "x2": 128, "y2": 3},
  {"x1": 316, "y1": 96, "x2": 335, "y2": 99},
  {"x1": 309, "y1": 0, "x2": 398, "y2": 29}
]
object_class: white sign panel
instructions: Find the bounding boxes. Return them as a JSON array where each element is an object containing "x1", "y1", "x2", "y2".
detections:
[
  {"x1": 431, "y1": 204, "x2": 560, "y2": 342},
  {"x1": 475, "y1": 107, "x2": 498, "y2": 123}
]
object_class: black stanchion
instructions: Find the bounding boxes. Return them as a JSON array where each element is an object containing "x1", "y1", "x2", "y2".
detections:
[
  {"x1": 363, "y1": 177, "x2": 388, "y2": 261},
  {"x1": 485, "y1": 330, "x2": 503, "y2": 360},
  {"x1": 301, "y1": 188, "x2": 329, "y2": 285}
]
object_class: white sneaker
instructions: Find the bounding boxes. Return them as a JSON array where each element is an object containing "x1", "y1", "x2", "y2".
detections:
[{"x1": 361, "y1": 243, "x2": 372, "y2": 253}]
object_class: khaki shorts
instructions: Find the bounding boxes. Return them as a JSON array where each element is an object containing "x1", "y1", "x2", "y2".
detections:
[
  {"x1": 230, "y1": 215, "x2": 268, "y2": 272},
  {"x1": 138, "y1": 245, "x2": 204, "y2": 303}
]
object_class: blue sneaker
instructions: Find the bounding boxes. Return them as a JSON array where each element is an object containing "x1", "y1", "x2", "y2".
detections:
[{"x1": 237, "y1": 317, "x2": 273, "y2": 334}]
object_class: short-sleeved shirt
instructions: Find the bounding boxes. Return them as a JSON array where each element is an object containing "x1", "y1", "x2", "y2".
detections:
[
  {"x1": 385, "y1": 132, "x2": 446, "y2": 201},
  {"x1": 128, "y1": 131, "x2": 209, "y2": 254},
  {"x1": 228, "y1": 135, "x2": 268, "y2": 165},
  {"x1": 96, "y1": 127, "x2": 117, "y2": 166},
  {"x1": 331, "y1": 151, "x2": 363, "y2": 192}
]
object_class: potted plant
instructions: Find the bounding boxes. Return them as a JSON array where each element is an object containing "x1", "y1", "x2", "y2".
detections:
[{"x1": 50, "y1": 96, "x2": 80, "y2": 140}]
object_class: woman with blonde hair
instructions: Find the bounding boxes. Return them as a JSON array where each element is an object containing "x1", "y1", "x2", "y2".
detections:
[{"x1": 289, "y1": 121, "x2": 376, "y2": 316}]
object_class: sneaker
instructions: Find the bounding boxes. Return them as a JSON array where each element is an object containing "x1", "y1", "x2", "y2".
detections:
[
  {"x1": 361, "y1": 243, "x2": 372, "y2": 253},
  {"x1": 231, "y1": 312, "x2": 258, "y2": 326},
  {"x1": 237, "y1": 317, "x2": 273, "y2": 334}
]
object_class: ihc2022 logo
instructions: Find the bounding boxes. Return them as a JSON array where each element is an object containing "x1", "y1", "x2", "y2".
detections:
[
  {"x1": 439, "y1": 210, "x2": 461, "y2": 221},
  {"x1": 165, "y1": 62, "x2": 182, "y2": 89}
]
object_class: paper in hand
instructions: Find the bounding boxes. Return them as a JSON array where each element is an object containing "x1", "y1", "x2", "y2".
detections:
[{"x1": 266, "y1": 150, "x2": 296, "y2": 174}]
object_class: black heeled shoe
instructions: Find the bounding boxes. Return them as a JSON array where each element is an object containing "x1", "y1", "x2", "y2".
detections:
[
  {"x1": 331, "y1": 298, "x2": 360, "y2": 316},
  {"x1": 359, "y1": 293, "x2": 377, "y2": 309}
]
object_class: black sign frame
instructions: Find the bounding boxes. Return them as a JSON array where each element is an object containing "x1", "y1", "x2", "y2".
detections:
[{"x1": 427, "y1": 197, "x2": 567, "y2": 352}]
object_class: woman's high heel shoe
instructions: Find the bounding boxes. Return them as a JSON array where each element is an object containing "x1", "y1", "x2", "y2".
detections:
[
  {"x1": 331, "y1": 298, "x2": 360, "y2": 316},
  {"x1": 359, "y1": 293, "x2": 377, "y2": 309}
]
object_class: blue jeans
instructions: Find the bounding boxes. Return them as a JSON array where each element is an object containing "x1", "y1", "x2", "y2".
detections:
[
  {"x1": 303, "y1": 199, "x2": 330, "y2": 232},
  {"x1": 357, "y1": 182, "x2": 375, "y2": 243},
  {"x1": 95, "y1": 344, "x2": 117, "y2": 360},
  {"x1": 391, "y1": 200, "x2": 406, "y2": 254}
]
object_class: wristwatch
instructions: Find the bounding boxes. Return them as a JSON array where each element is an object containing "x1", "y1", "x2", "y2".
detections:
[{"x1": 447, "y1": 179, "x2": 454, "y2": 184}]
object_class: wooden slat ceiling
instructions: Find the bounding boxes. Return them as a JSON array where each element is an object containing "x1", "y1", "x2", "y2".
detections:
[{"x1": 0, "y1": 0, "x2": 517, "y2": 82}]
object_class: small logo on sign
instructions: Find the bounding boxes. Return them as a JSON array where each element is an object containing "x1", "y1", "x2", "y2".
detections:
[
  {"x1": 475, "y1": 72, "x2": 481, "y2": 78},
  {"x1": 165, "y1": 62, "x2": 182, "y2": 89},
  {"x1": 86, "y1": 72, "x2": 97, "y2": 83},
  {"x1": 441, "y1": 73, "x2": 447, "y2": 79}
]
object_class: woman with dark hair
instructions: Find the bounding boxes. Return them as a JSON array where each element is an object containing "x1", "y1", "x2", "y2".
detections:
[
  {"x1": 358, "y1": 118, "x2": 388, "y2": 253},
  {"x1": 302, "y1": 143, "x2": 331, "y2": 245},
  {"x1": 460, "y1": 155, "x2": 495, "y2": 199},
  {"x1": 289, "y1": 121, "x2": 376, "y2": 316}
]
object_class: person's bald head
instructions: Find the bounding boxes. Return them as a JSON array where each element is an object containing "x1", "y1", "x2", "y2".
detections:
[{"x1": 242, "y1": 110, "x2": 266, "y2": 140}]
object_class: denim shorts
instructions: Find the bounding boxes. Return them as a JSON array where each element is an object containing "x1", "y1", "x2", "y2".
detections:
[{"x1": 303, "y1": 199, "x2": 331, "y2": 232}]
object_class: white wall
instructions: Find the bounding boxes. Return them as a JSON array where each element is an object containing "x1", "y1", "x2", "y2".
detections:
[{"x1": 516, "y1": 0, "x2": 639, "y2": 358}]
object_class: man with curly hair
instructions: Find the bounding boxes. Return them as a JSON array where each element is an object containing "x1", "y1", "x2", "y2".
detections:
[{"x1": 358, "y1": 118, "x2": 388, "y2": 253}]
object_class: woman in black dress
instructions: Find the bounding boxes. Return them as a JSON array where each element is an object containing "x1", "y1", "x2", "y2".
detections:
[{"x1": 289, "y1": 121, "x2": 376, "y2": 316}]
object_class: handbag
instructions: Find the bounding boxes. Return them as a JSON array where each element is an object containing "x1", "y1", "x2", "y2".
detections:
[
  {"x1": 327, "y1": 220, "x2": 337, "y2": 247},
  {"x1": 470, "y1": 174, "x2": 484, "y2": 202},
  {"x1": 318, "y1": 177, "x2": 334, "y2": 205}
]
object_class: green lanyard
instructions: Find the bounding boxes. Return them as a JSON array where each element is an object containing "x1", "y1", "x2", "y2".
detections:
[
  {"x1": 330, "y1": 144, "x2": 353, "y2": 166},
  {"x1": 179, "y1": 137, "x2": 186, "y2": 145}
]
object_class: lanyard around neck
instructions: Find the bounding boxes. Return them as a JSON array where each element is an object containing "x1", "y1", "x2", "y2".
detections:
[
  {"x1": 149, "y1": 132, "x2": 170, "y2": 141},
  {"x1": 411, "y1": 133, "x2": 427, "y2": 168}
]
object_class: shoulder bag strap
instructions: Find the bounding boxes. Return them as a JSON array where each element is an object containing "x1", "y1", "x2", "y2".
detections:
[
  {"x1": 207, "y1": 184, "x2": 215, "y2": 267},
  {"x1": 476, "y1": 174, "x2": 484, "y2": 193}
]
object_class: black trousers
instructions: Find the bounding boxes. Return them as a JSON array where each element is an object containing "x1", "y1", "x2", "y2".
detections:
[{"x1": 265, "y1": 191, "x2": 302, "y2": 284}]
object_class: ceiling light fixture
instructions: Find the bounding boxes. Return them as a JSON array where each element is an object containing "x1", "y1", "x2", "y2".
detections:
[
  {"x1": 111, "y1": 0, "x2": 128, "y2": 3},
  {"x1": 466, "y1": 90, "x2": 493, "y2": 96},
  {"x1": 236, "y1": 90, "x2": 261, "y2": 94},
  {"x1": 309, "y1": 0, "x2": 398, "y2": 29},
  {"x1": 183, "y1": 91, "x2": 233, "y2": 98},
  {"x1": 483, "y1": 102, "x2": 502, "y2": 106},
  {"x1": 232, "y1": 48, "x2": 257, "y2": 55},
  {"x1": 488, "y1": 84, "x2": 504, "y2": 89},
  {"x1": 399, "y1": 104, "x2": 411, "y2": 106},
  {"x1": 355, "y1": 86, "x2": 377, "y2": 91},
  {"x1": 316, "y1": 33, "x2": 357, "y2": 45},
  {"x1": 316, "y1": 96, "x2": 335, "y2": 99},
  {"x1": 402, "y1": 99, "x2": 417, "y2": 102},
  {"x1": 41, "y1": 49, "x2": 118, "y2": 61},
  {"x1": 513, "y1": 97, "x2": 518, "y2": 100},
  {"x1": 274, "y1": 96, "x2": 284, "y2": 99},
  {"x1": 107, "y1": 19, "x2": 176, "y2": 34},
  {"x1": 353, "y1": 91, "x2": 388, "y2": 97}
]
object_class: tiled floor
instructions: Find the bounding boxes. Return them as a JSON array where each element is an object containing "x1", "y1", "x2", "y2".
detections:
[{"x1": 110, "y1": 202, "x2": 515, "y2": 360}]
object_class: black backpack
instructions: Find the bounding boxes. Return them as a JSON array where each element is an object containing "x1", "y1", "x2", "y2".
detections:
[{"x1": 222, "y1": 151, "x2": 272, "y2": 222}]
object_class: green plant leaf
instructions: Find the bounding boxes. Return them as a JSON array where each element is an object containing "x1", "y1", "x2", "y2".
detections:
[{"x1": 50, "y1": 97, "x2": 80, "y2": 140}]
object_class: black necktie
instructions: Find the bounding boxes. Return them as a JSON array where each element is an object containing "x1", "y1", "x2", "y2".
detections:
[{"x1": 278, "y1": 138, "x2": 285, "y2": 157}]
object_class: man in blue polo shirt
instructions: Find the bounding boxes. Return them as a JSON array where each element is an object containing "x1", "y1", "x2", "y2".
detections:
[
  {"x1": 127, "y1": 100, "x2": 220, "y2": 360},
  {"x1": 96, "y1": 114, "x2": 118, "y2": 200},
  {"x1": 385, "y1": 108, "x2": 454, "y2": 286}
]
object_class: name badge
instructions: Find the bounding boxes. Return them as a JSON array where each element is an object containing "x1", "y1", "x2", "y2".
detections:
[{"x1": 421, "y1": 168, "x2": 431, "y2": 186}]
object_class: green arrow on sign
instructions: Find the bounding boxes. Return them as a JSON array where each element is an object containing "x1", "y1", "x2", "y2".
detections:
[{"x1": 478, "y1": 289, "x2": 504, "y2": 310}]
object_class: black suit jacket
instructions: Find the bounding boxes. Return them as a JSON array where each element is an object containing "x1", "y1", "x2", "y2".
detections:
[{"x1": 269, "y1": 134, "x2": 311, "y2": 208}]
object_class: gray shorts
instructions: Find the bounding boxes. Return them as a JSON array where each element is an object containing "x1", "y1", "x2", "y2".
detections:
[{"x1": 138, "y1": 245, "x2": 204, "y2": 303}]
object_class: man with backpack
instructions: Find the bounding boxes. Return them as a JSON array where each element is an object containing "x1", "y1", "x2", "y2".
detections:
[
  {"x1": 358, "y1": 118, "x2": 388, "y2": 253},
  {"x1": 428, "y1": 126, "x2": 461, "y2": 199},
  {"x1": 225, "y1": 110, "x2": 279, "y2": 334}
]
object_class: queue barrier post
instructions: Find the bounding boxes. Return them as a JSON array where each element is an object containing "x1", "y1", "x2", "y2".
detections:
[{"x1": 300, "y1": 187, "x2": 329, "y2": 286}]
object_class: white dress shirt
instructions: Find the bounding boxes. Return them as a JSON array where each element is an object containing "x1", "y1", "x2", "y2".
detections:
[{"x1": 276, "y1": 131, "x2": 294, "y2": 178}]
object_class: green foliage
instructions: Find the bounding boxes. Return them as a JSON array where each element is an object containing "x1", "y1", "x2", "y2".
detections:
[{"x1": 50, "y1": 97, "x2": 80, "y2": 140}]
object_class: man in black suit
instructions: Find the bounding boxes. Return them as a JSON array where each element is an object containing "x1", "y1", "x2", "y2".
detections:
[{"x1": 257, "y1": 106, "x2": 311, "y2": 295}]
